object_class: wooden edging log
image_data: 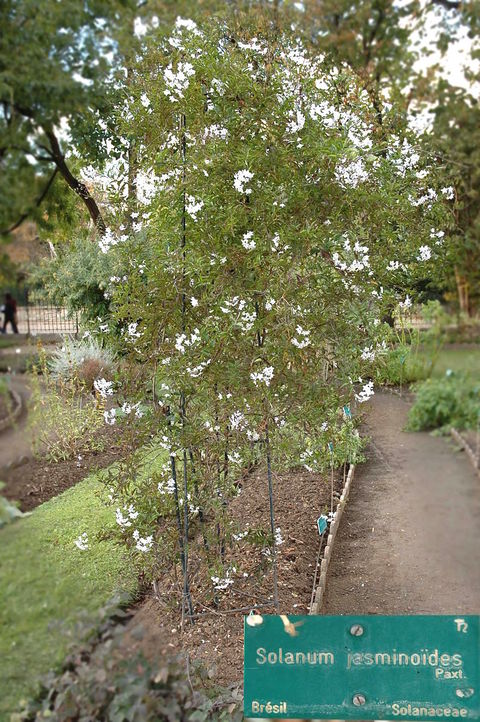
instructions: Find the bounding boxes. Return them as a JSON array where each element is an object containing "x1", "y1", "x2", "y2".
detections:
[
  {"x1": 450, "y1": 427, "x2": 480, "y2": 480},
  {"x1": 309, "y1": 464, "x2": 356, "y2": 615}
]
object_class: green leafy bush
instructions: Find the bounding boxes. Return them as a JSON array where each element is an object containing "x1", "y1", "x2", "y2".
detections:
[
  {"x1": 16, "y1": 600, "x2": 242, "y2": 722},
  {"x1": 374, "y1": 344, "x2": 430, "y2": 387},
  {"x1": 407, "y1": 373, "x2": 480, "y2": 432}
]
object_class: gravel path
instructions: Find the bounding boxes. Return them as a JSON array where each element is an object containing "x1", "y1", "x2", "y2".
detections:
[{"x1": 322, "y1": 390, "x2": 480, "y2": 615}]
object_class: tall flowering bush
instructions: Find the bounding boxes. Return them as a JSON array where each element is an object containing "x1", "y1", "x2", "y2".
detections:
[{"x1": 91, "y1": 18, "x2": 451, "y2": 617}]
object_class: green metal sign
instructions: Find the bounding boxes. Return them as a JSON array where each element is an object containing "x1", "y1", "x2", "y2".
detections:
[{"x1": 244, "y1": 615, "x2": 479, "y2": 720}]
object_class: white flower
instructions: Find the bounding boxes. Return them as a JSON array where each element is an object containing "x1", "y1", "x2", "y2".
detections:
[
  {"x1": 360, "y1": 346, "x2": 375, "y2": 362},
  {"x1": 185, "y1": 195, "x2": 204, "y2": 221},
  {"x1": 417, "y1": 245, "x2": 432, "y2": 261},
  {"x1": 441, "y1": 186, "x2": 454, "y2": 200},
  {"x1": 274, "y1": 527, "x2": 284, "y2": 546},
  {"x1": 94, "y1": 378, "x2": 113, "y2": 398},
  {"x1": 202, "y1": 124, "x2": 228, "y2": 143},
  {"x1": 127, "y1": 322, "x2": 141, "y2": 339},
  {"x1": 211, "y1": 566, "x2": 236, "y2": 591},
  {"x1": 186, "y1": 360, "x2": 210, "y2": 378},
  {"x1": 133, "y1": 530, "x2": 153, "y2": 552},
  {"x1": 74, "y1": 532, "x2": 88, "y2": 551},
  {"x1": 98, "y1": 227, "x2": 119, "y2": 254},
  {"x1": 190, "y1": 296, "x2": 199, "y2": 307},
  {"x1": 140, "y1": 92, "x2": 151, "y2": 109},
  {"x1": 233, "y1": 169, "x2": 254, "y2": 194},
  {"x1": 230, "y1": 411, "x2": 246, "y2": 430},
  {"x1": 399, "y1": 295, "x2": 412, "y2": 310},
  {"x1": 250, "y1": 366, "x2": 274, "y2": 387},
  {"x1": 163, "y1": 60, "x2": 195, "y2": 102},
  {"x1": 174, "y1": 328, "x2": 201, "y2": 354},
  {"x1": 355, "y1": 380, "x2": 374, "y2": 403},
  {"x1": 286, "y1": 109, "x2": 305, "y2": 134},
  {"x1": 334, "y1": 157, "x2": 369, "y2": 188},
  {"x1": 104, "y1": 408, "x2": 116, "y2": 425},
  {"x1": 241, "y1": 231, "x2": 256, "y2": 250},
  {"x1": 291, "y1": 325, "x2": 311, "y2": 349},
  {"x1": 116, "y1": 504, "x2": 138, "y2": 528}
]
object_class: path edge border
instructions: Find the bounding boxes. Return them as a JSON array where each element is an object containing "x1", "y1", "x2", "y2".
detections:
[
  {"x1": 450, "y1": 427, "x2": 480, "y2": 479},
  {"x1": 310, "y1": 463, "x2": 356, "y2": 615}
]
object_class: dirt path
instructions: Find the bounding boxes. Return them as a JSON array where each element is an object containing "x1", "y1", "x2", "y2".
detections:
[
  {"x1": 322, "y1": 390, "x2": 480, "y2": 615},
  {"x1": 0, "y1": 375, "x2": 33, "y2": 469}
]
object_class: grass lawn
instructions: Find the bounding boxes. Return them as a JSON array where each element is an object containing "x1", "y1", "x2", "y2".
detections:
[
  {"x1": 0, "y1": 472, "x2": 137, "y2": 721},
  {"x1": 429, "y1": 346, "x2": 480, "y2": 379}
]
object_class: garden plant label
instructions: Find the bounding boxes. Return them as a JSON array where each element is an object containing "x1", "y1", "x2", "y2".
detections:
[{"x1": 244, "y1": 615, "x2": 480, "y2": 720}]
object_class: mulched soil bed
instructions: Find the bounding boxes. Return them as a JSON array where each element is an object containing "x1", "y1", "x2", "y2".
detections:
[
  {"x1": 1, "y1": 425, "x2": 131, "y2": 512},
  {"x1": 115, "y1": 464, "x2": 345, "y2": 686}
]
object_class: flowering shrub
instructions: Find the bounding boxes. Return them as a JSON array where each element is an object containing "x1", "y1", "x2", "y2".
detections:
[{"x1": 85, "y1": 18, "x2": 451, "y2": 615}]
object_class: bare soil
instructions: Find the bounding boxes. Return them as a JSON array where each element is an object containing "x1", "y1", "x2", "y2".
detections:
[
  {"x1": 114, "y1": 465, "x2": 344, "y2": 686},
  {"x1": 1, "y1": 425, "x2": 132, "y2": 511},
  {"x1": 322, "y1": 389, "x2": 480, "y2": 615}
]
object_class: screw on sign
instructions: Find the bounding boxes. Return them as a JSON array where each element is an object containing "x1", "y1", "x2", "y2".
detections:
[{"x1": 244, "y1": 615, "x2": 480, "y2": 720}]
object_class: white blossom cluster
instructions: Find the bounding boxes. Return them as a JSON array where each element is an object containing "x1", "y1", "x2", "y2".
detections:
[
  {"x1": 185, "y1": 195, "x2": 204, "y2": 221},
  {"x1": 104, "y1": 408, "x2": 116, "y2": 425},
  {"x1": 202, "y1": 124, "x2": 228, "y2": 143},
  {"x1": 98, "y1": 228, "x2": 128, "y2": 254},
  {"x1": 175, "y1": 328, "x2": 201, "y2": 353},
  {"x1": 250, "y1": 366, "x2": 274, "y2": 387},
  {"x1": 186, "y1": 359, "x2": 210, "y2": 378},
  {"x1": 133, "y1": 529, "x2": 153, "y2": 552},
  {"x1": 233, "y1": 169, "x2": 254, "y2": 194},
  {"x1": 163, "y1": 60, "x2": 195, "y2": 102},
  {"x1": 271, "y1": 233, "x2": 290, "y2": 255},
  {"x1": 220, "y1": 296, "x2": 256, "y2": 331},
  {"x1": 211, "y1": 566, "x2": 236, "y2": 591},
  {"x1": 291, "y1": 325, "x2": 311, "y2": 349},
  {"x1": 360, "y1": 346, "x2": 376, "y2": 362},
  {"x1": 334, "y1": 157, "x2": 369, "y2": 189},
  {"x1": 355, "y1": 380, "x2": 375, "y2": 404},
  {"x1": 74, "y1": 532, "x2": 89, "y2": 551},
  {"x1": 387, "y1": 139, "x2": 420, "y2": 177},
  {"x1": 333, "y1": 237, "x2": 370, "y2": 273},
  {"x1": 93, "y1": 378, "x2": 113, "y2": 398},
  {"x1": 241, "y1": 231, "x2": 256, "y2": 250},
  {"x1": 116, "y1": 504, "x2": 139, "y2": 528},
  {"x1": 417, "y1": 245, "x2": 432, "y2": 261}
]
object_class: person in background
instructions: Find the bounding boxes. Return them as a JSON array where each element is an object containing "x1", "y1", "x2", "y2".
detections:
[{"x1": 1, "y1": 293, "x2": 19, "y2": 334}]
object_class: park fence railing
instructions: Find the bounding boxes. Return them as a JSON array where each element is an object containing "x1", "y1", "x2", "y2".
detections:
[{"x1": 1, "y1": 286, "x2": 78, "y2": 337}]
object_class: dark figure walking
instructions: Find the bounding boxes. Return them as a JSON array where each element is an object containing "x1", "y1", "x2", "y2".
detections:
[{"x1": 1, "y1": 293, "x2": 19, "y2": 334}]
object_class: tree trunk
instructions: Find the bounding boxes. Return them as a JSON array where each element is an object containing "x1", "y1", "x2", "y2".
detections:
[
  {"x1": 455, "y1": 267, "x2": 470, "y2": 316},
  {"x1": 44, "y1": 128, "x2": 106, "y2": 234}
]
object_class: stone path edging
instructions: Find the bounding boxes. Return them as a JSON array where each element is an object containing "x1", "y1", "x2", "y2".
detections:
[
  {"x1": 450, "y1": 427, "x2": 480, "y2": 479},
  {"x1": 310, "y1": 463, "x2": 356, "y2": 615}
]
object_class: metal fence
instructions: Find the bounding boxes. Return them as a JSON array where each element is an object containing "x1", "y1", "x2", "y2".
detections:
[
  {"x1": 1, "y1": 286, "x2": 78, "y2": 336},
  {"x1": 16, "y1": 302, "x2": 79, "y2": 336}
]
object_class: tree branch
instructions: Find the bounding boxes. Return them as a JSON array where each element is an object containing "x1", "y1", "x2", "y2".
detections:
[
  {"x1": 0, "y1": 167, "x2": 58, "y2": 236},
  {"x1": 43, "y1": 127, "x2": 106, "y2": 234}
]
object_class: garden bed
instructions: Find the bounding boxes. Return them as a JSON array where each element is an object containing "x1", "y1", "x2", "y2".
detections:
[
  {"x1": 1, "y1": 425, "x2": 132, "y2": 511},
  {"x1": 110, "y1": 464, "x2": 345, "y2": 687}
]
